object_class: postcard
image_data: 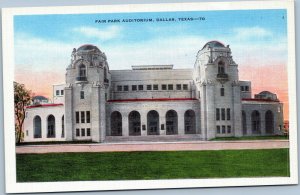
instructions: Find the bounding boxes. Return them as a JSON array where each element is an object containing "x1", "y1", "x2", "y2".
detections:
[{"x1": 1, "y1": 0, "x2": 297, "y2": 193}]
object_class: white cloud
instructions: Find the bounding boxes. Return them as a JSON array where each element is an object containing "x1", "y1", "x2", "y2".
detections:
[
  {"x1": 72, "y1": 26, "x2": 122, "y2": 41},
  {"x1": 233, "y1": 26, "x2": 273, "y2": 40}
]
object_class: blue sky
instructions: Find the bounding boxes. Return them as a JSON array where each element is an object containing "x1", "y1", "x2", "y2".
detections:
[{"x1": 14, "y1": 9, "x2": 287, "y2": 71}]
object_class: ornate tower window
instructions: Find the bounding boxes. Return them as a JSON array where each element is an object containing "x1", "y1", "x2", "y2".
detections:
[
  {"x1": 218, "y1": 61, "x2": 225, "y2": 74},
  {"x1": 76, "y1": 64, "x2": 87, "y2": 81}
]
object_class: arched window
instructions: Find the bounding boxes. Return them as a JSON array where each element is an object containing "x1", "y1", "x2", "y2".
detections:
[
  {"x1": 79, "y1": 64, "x2": 86, "y2": 77},
  {"x1": 33, "y1": 115, "x2": 42, "y2": 138},
  {"x1": 111, "y1": 111, "x2": 122, "y2": 136},
  {"x1": 251, "y1": 110, "x2": 261, "y2": 134},
  {"x1": 265, "y1": 110, "x2": 274, "y2": 134},
  {"x1": 61, "y1": 115, "x2": 65, "y2": 138},
  {"x1": 184, "y1": 110, "x2": 196, "y2": 134},
  {"x1": 147, "y1": 110, "x2": 159, "y2": 135},
  {"x1": 47, "y1": 115, "x2": 56, "y2": 138},
  {"x1": 129, "y1": 111, "x2": 141, "y2": 136},
  {"x1": 242, "y1": 111, "x2": 247, "y2": 135},
  {"x1": 166, "y1": 110, "x2": 178, "y2": 135},
  {"x1": 218, "y1": 61, "x2": 225, "y2": 74}
]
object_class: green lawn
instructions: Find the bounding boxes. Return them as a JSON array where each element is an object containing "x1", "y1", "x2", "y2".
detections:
[
  {"x1": 210, "y1": 135, "x2": 289, "y2": 141},
  {"x1": 16, "y1": 149, "x2": 290, "y2": 182}
]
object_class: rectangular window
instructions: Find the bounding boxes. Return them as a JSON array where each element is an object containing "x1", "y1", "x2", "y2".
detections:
[
  {"x1": 86, "y1": 111, "x2": 90, "y2": 123},
  {"x1": 220, "y1": 88, "x2": 225, "y2": 96},
  {"x1": 162, "y1": 84, "x2": 167, "y2": 90},
  {"x1": 117, "y1": 85, "x2": 122, "y2": 91},
  {"x1": 56, "y1": 90, "x2": 59, "y2": 96},
  {"x1": 222, "y1": 125, "x2": 226, "y2": 133},
  {"x1": 81, "y1": 111, "x2": 85, "y2": 123},
  {"x1": 76, "y1": 128, "x2": 80, "y2": 136},
  {"x1": 227, "y1": 126, "x2": 231, "y2": 133},
  {"x1": 176, "y1": 84, "x2": 181, "y2": 90},
  {"x1": 245, "y1": 86, "x2": 249, "y2": 91},
  {"x1": 147, "y1": 85, "x2": 152, "y2": 90},
  {"x1": 123, "y1": 85, "x2": 129, "y2": 91},
  {"x1": 81, "y1": 128, "x2": 85, "y2": 136},
  {"x1": 183, "y1": 84, "x2": 188, "y2": 90},
  {"x1": 217, "y1": 126, "x2": 220, "y2": 134},
  {"x1": 221, "y1": 108, "x2": 226, "y2": 120},
  {"x1": 240, "y1": 86, "x2": 245, "y2": 91},
  {"x1": 216, "y1": 108, "x2": 220, "y2": 121},
  {"x1": 227, "y1": 108, "x2": 231, "y2": 120},
  {"x1": 168, "y1": 84, "x2": 173, "y2": 90},
  {"x1": 161, "y1": 124, "x2": 164, "y2": 130},
  {"x1": 76, "y1": 112, "x2": 79, "y2": 123},
  {"x1": 80, "y1": 91, "x2": 84, "y2": 99},
  {"x1": 87, "y1": 128, "x2": 91, "y2": 136},
  {"x1": 138, "y1": 85, "x2": 143, "y2": 90},
  {"x1": 153, "y1": 85, "x2": 158, "y2": 90},
  {"x1": 132, "y1": 85, "x2": 137, "y2": 91},
  {"x1": 26, "y1": 130, "x2": 28, "y2": 136},
  {"x1": 61, "y1": 90, "x2": 64, "y2": 95}
]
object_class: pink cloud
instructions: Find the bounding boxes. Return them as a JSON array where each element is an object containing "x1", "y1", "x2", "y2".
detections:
[{"x1": 239, "y1": 63, "x2": 289, "y2": 120}]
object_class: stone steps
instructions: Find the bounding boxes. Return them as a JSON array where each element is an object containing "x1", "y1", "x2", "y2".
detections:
[{"x1": 104, "y1": 134, "x2": 204, "y2": 143}]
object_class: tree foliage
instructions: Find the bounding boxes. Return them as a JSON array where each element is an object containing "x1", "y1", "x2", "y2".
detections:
[{"x1": 14, "y1": 82, "x2": 32, "y2": 143}]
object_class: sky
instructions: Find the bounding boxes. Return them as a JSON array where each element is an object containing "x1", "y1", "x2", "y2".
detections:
[{"x1": 13, "y1": 9, "x2": 289, "y2": 119}]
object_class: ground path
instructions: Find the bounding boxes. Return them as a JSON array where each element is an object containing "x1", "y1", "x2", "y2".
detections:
[{"x1": 16, "y1": 140, "x2": 289, "y2": 154}]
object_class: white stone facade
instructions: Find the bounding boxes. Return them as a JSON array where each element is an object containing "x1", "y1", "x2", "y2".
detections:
[{"x1": 23, "y1": 41, "x2": 284, "y2": 143}]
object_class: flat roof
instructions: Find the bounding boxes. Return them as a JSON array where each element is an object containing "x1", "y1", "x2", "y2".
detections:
[{"x1": 132, "y1": 65, "x2": 173, "y2": 70}]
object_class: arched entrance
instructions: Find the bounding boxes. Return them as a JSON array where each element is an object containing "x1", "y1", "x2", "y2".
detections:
[
  {"x1": 47, "y1": 115, "x2": 56, "y2": 138},
  {"x1": 184, "y1": 110, "x2": 196, "y2": 134},
  {"x1": 265, "y1": 110, "x2": 274, "y2": 134},
  {"x1": 251, "y1": 110, "x2": 261, "y2": 134},
  {"x1": 111, "y1": 111, "x2": 122, "y2": 136},
  {"x1": 33, "y1": 115, "x2": 42, "y2": 138},
  {"x1": 147, "y1": 110, "x2": 159, "y2": 135},
  {"x1": 166, "y1": 110, "x2": 178, "y2": 135},
  {"x1": 242, "y1": 111, "x2": 247, "y2": 135},
  {"x1": 129, "y1": 111, "x2": 141, "y2": 136}
]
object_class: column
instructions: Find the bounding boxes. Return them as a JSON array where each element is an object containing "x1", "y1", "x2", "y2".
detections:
[
  {"x1": 122, "y1": 113, "x2": 129, "y2": 136},
  {"x1": 64, "y1": 86, "x2": 73, "y2": 141}
]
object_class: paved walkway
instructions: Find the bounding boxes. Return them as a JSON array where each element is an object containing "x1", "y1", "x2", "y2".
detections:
[{"x1": 16, "y1": 140, "x2": 289, "y2": 154}]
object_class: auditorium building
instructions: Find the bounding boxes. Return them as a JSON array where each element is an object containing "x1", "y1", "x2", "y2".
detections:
[{"x1": 22, "y1": 41, "x2": 284, "y2": 142}]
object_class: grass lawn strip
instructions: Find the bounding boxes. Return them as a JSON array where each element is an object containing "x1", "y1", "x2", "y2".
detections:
[{"x1": 16, "y1": 149, "x2": 290, "y2": 182}]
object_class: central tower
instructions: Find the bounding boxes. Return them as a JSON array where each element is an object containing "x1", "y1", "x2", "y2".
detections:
[
  {"x1": 64, "y1": 44, "x2": 111, "y2": 142},
  {"x1": 193, "y1": 41, "x2": 242, "y2": 140}
]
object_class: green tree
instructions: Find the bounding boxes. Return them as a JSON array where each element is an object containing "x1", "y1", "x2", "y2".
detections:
[{"x1": 14, "y1": 82, "x2": 32, "y2": 143}]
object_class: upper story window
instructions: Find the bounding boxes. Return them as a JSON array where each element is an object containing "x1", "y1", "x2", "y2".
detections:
[
  {"x1": 117, "y1": 85, "x2": 122, "y2": 91},
  {"x1": 245, "y1": 86, "x2": 249, "y2": 91},
  {"x1": 138, "y1": 85, "x2": 143, "y2": 90},
  {"x1": 61, "y1": 90, "x2": 64, "y2": 95},
  {"x1": 56, "y1": 90, "x2": 59, "y2": 96},
  {"x1": 176, "y1": 84, "x2": 181, "y2": 90},
  {"x1": 183, "y1": 84, "x2": 188, "y2": 90},
  {"x1": 132, "y1": 85, "x2": 137, "y2": 91},
  {"x1": 220, "y1": 87, "x2": 225, "y2": 96},
  {"x1": 218, "y1": 61, "x2": 225, "y2": 74},
  {"x1": 147, "y1": 85, "x2": 152, "y2": 90},
  {"x1": 80, "y1": 91, "x2": 84, "y2": 99},
  {"x1": 124, "y1": 85, "x2": 129, "y2": 91},
  {"x1": 168, "y1": 84, "x2": 173, "y2": 90},
  {"x1": 162, "y1": 84, "x2": 167, "y2": 90},
  {"x1": 153, "y1": 85, "x2": 158, "y2": 90}
]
